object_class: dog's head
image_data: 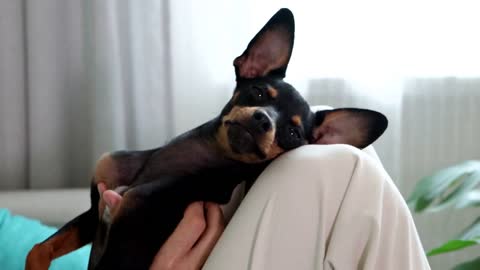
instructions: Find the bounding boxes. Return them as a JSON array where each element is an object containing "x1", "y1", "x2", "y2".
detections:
[{"x1": 216, "y1": 8, "x2": 387, "y2": 163}]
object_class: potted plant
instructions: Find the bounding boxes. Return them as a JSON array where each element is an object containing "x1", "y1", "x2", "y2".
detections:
[{"x1": 407, "y1": 160, "x2": 480, "y2": 269}]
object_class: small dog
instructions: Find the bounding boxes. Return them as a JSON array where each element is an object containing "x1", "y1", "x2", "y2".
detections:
[{"x1": 26, "y1": 8, "x2": 387, "y2": 270}]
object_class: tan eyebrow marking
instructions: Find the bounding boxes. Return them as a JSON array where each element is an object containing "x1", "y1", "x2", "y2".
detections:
[
  {"x1": 267, "y1": 86, "x2": 278, "y2": 98},
  {"x1": 291, "y1": 115, "x2": 302, "y2": 126}
]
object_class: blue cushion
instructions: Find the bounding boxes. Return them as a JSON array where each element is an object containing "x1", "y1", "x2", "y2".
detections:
[{"x1": 0, "y1": 208, "x2": 90, "y2": 270}]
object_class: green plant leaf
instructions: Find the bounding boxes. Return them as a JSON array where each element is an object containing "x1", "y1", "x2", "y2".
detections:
[
  {"x1": 427, "y1": 218, "x2": 480, "y2": 257},
  {"x1": 455, "y1": 190, "x2": 480, "y2": 209},
  {"x1": 427, "y1": 239, "x2": 478, "y2": 256},
  {"x1": 431, "y1": 171, "x2": 480, "y2": 212},
  {"x1": 407, "y1": 160, "x2": 480, "y2": 213},
  {"x1": 453, "y1": 256, "x2": 480, "y2": 270}
]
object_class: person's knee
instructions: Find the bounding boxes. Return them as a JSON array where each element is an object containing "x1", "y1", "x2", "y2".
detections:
[
  {"x1": 278, "y1": 144, "x2": 365, "y2": 168},
  {"x1": 258, "y1": 144, "x2": 368, "y2": 189}
]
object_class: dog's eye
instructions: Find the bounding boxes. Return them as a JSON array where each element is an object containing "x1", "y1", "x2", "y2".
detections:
[
  {"x1": 279, "y1": 126, "x2": 304, "y2": 150},
  {"x1": 250, "y1": 86, "x2": 265, "y2": 102},
  {"x1": 288, "y1": 127, "x2": 301, "y2": 140}
]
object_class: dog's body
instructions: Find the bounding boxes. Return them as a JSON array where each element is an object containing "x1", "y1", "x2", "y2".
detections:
[{"x1": 26, "y1": 9, "x2": 387, "y2": 270}]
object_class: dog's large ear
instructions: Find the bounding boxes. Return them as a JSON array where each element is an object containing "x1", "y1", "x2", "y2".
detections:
[
  {"x1": 311, "y1": 108, "x2": 388, "y2": 149},
  {"x1": 234, "y1": 8, "x2": 294, "y2": 80}
]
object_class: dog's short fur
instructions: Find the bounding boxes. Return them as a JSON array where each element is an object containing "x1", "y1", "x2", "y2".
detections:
[{"x1": 26, "y1": 9, "x2": 387, "y2": 270}]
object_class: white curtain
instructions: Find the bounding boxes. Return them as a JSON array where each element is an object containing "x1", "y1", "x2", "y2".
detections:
[
  {"x1": 0, "y1": 0, "x2": 172, "y2": 189},
  {"x1": 1, "y1": 0, "x2": 479, "y2": 269}
]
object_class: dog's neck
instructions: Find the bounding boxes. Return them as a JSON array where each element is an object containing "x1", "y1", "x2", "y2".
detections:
[{"x1": 136, "y1": 118, "x2": 240, "y2": 181}]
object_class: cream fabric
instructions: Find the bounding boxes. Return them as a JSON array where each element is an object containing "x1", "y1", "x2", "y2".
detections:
[{"x1": 205, "y1": 145, "x2": 431, "y2": 270}]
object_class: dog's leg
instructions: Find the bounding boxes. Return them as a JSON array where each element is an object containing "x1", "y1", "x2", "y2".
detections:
[
  {"x1": 93, "y1": 150, "x2": 157, "y2": 188},
  {"x1": 26, "y1": 150, "x2": 157, "y2": 270},
  {"x1": 25, "y1": 183, "x2": 99, "y2": 270},
  {"x1": 25, "y1": 210, "x2": 96, "y2": 270},
  {"x1": 25, "y1": 149, "x2": 155, "y2": 269}
]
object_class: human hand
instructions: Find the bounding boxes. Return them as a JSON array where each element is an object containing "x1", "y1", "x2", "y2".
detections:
[
  {"x1": 149, "y1": 201, "x2": 224, "y2": 270},
  {"x1": 96, "y1": 183, "x2": 225, "y2": 270}
]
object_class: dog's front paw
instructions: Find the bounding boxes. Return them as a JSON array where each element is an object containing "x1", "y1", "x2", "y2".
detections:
[{"x1": 25, "y1": 244, "x2": 53, "y2": 270}]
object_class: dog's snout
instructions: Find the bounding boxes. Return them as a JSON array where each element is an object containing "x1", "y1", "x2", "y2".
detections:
[{"x1": 252, "y1": 111, "x2": 272, "y2": 133}]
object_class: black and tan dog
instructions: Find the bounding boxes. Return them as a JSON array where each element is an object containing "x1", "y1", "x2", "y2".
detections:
[{"x1": 26, "y1": 8, "x2": 387, "y2": 270}]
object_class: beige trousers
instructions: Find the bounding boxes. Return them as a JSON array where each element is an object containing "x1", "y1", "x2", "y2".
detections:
[{"x1": 204, "y1": 145, "x2": 431, "y2": 270}]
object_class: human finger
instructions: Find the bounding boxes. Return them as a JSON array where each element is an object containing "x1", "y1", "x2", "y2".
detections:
[{"x1": 187, "y1": 202, "x2": 225, "y2": 265}]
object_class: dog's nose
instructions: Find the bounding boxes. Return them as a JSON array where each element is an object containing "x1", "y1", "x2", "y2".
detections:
[{"x1": 252, "y1": 110, "x2": 272, "y2": 133}]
